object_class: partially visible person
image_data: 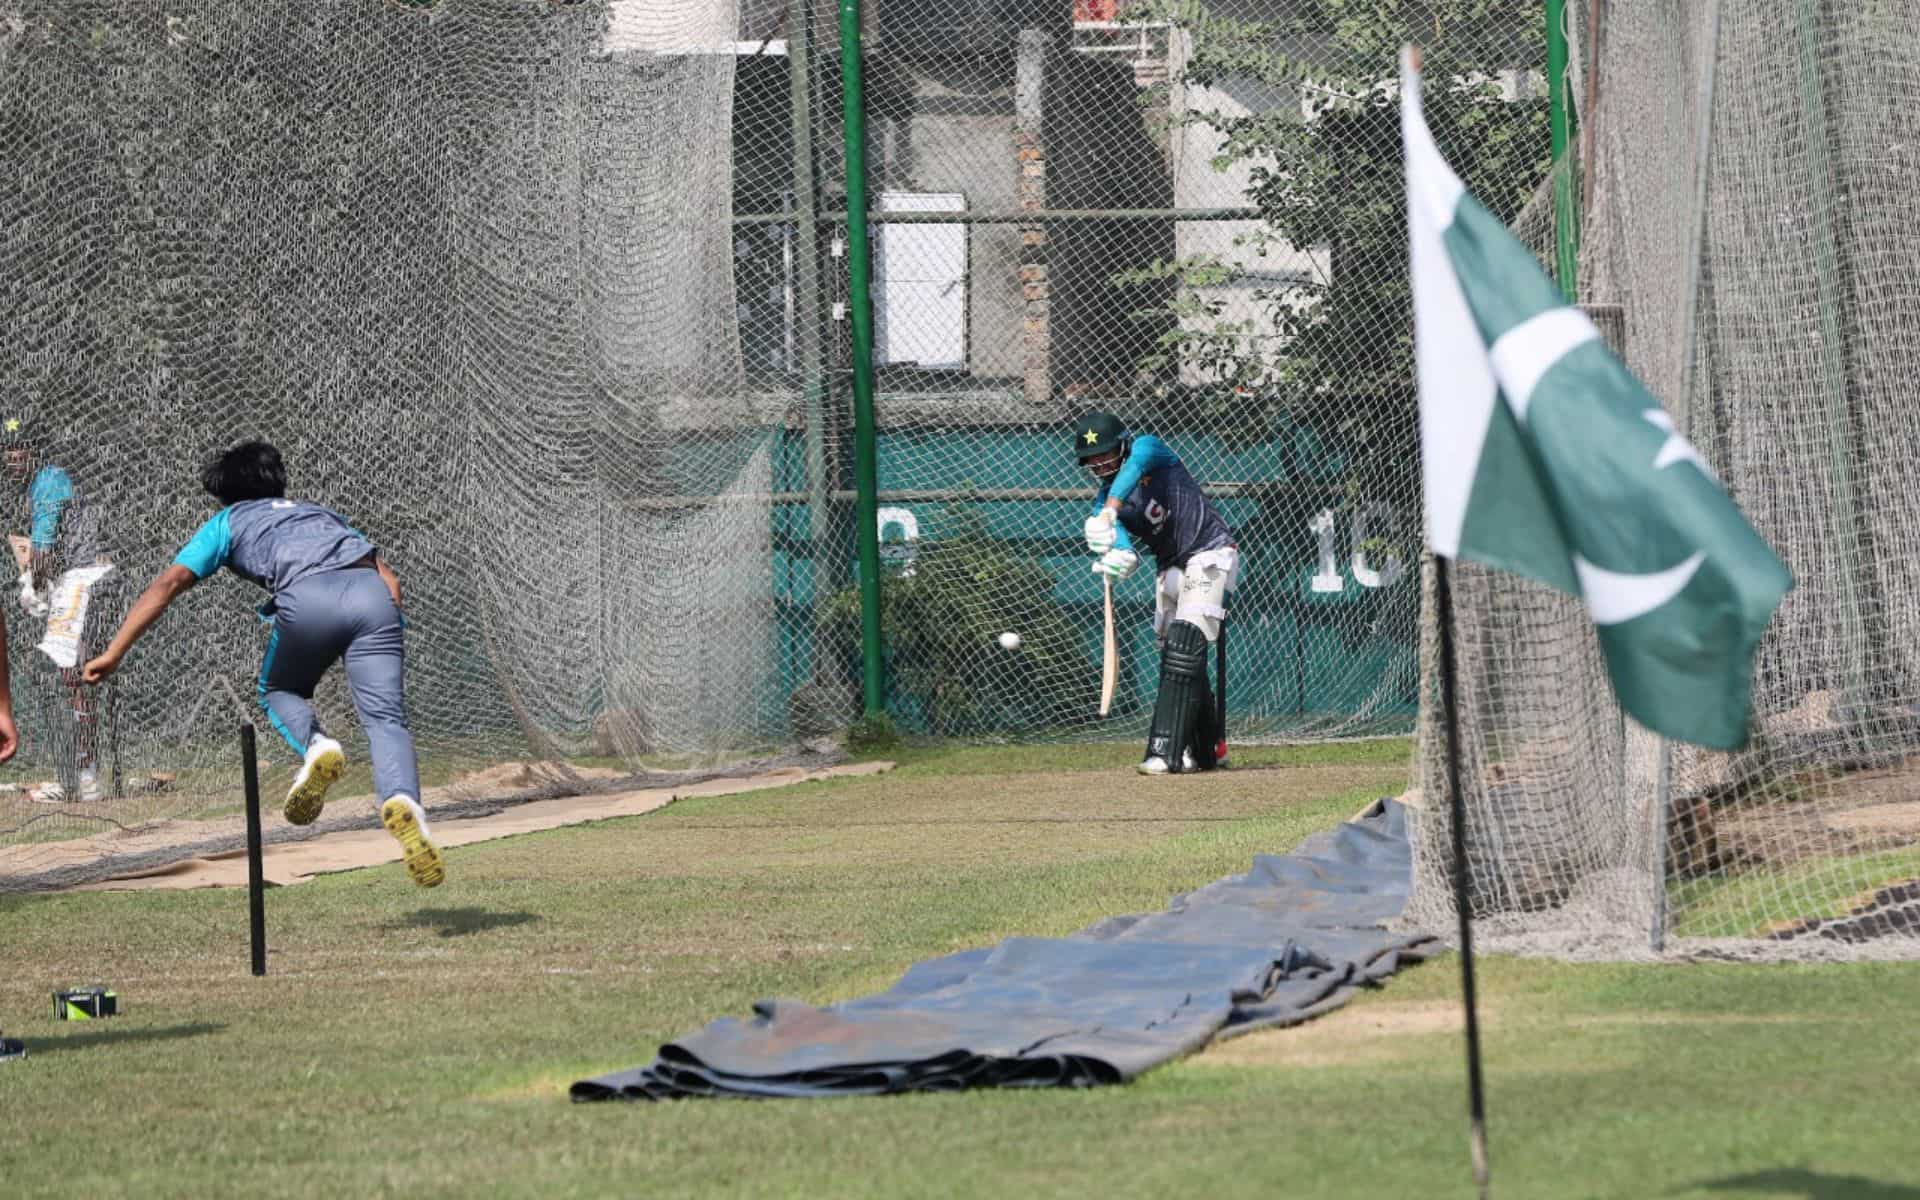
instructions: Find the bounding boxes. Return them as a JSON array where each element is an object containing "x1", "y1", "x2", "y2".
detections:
[
  {"x1": 5, "y1": 416, "x2": 109, "y2": 800},
  {"x1": 0, "y1": 601, "x2": 19, "y2": 764}
]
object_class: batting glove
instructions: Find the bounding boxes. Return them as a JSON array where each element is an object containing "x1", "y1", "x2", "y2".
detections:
[
  {"x1": 1091, "y1": 548, "x2": 1139, "y2": 579},
  {"x1": 1083, "y1": 509, "x2": 1117, "y2": 554}
]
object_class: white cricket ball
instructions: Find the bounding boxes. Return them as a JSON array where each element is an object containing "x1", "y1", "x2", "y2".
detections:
[{"x1": 997, "y1": 631, "x2": 1022, "y2": 651}]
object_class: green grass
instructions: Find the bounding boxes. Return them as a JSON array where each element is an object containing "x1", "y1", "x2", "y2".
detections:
[
  {"x1": 1, "y1": 741, "x2": 1916, "y2": 1199},
  {"x1": 1669, "y1": 844, "x2": 1920, "y2": 939},
  {"x1": 860, "y1": 734, "x2": 1417, "y2": 777}
]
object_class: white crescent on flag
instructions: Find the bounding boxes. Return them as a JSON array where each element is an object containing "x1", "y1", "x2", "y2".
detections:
[{"x1": 1573, "y1": 551, "x2": 1706, "y2": 626}]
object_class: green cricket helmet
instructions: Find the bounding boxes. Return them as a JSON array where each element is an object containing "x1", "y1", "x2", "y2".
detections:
[{"x1": 1072, "y1": 411, "x2": 1130, "y2": 463}]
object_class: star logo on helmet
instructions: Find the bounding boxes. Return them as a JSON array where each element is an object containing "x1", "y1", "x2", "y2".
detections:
[{"x1": 1083, "y1": 429, "x2": 1099, "y2": 445}]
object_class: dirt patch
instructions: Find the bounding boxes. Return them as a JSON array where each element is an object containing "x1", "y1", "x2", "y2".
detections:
[
  {"x1": 1825, "y1": 801, "x2": 1920, "y2": 835},
  {"x1": 1709, "y1": 758, "x2": 1920, "y2": 870},
  {"x1": 1815, "y1": 759, "x2": 1920, "y2": 812},
  {"x1": 1197, "y1": 1001, "x2": 1480, "y2": 1069},
  {"x1": 1198, "y1": 1001, "x2": 1821, "y2": 1071},
  {"x1": 470, "y1": 1076, "x2": 575, "y2": 1104},
  {"x1": 67, "y1": 761, "x2": 895, "y2": 891},
  {"x1": 1, "y1": 754, "x2": 852, "y2": 891},
  {"x1": 443, "y1": 760, "x2": 629, "y2": 795}
]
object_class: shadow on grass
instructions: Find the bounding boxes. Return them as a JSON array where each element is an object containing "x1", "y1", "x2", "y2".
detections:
[
  {"x1": 386, "y1": 908, "x2": 543, "y2": 938},
  {"x1": 1690, "y1": 1169, "x2": 1920, "y2": 1198},
  {"x1": 20, "y1": 1021, "x2": 227, "y2": 1057}
]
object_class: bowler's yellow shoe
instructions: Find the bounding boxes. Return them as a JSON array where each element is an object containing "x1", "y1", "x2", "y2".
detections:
[
  {"x1": 381, "y1": 794, "x2": 444, "y2": 888},
  {"x1": 284, "y1": 736, "x2": 344, "y2": 825}
]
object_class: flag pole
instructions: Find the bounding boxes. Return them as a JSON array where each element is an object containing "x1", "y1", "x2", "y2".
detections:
[
  {"x1": 1406, "y1": 45, "x2": 1491, "y2": 1189},
  {"x1": 1433, "y1": 552, "x2": 1492, "y2": 1199}
]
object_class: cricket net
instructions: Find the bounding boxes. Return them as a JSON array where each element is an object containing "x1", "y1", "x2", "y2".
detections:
[
  {"x1": 1, "y1": 0, "x2": 1552, "y2": 890},
  {"x1": 1408, "y1": 0, "x2": 1920, "y2": 959},
  {"x1": 0, "y1": 0, "x2": 807, "y2": 888}
]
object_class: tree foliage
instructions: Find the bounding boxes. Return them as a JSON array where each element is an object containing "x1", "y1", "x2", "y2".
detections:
[{"x1": 1124, "y1": 0, "x2": 1551, "y2": 525}]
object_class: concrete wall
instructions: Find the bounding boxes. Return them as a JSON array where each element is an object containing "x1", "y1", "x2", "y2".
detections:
[
  {"x1": 868, "y1": 68, "x2": 1025, "y2": 379},
  {"x1": 1167, "y1": 24, "x2": 1330, "y2": 388}
]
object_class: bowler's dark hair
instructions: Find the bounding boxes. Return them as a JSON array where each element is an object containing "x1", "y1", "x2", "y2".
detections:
[{"x1": 202, "y1": 440, "x2": 287, "y2": 505}]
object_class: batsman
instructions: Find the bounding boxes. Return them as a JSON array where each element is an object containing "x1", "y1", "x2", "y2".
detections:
[{"x1": 1076, "y1": 411, "x2": 1238, "y2": 775}]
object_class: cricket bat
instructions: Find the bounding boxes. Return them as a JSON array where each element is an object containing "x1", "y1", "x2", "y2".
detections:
[
  {"x1": 1215, "y1": 621, "x2": 1229, "y2": 765},
  {"x1": 1099, "y1": 575, "x2": 1118, "y2": 716}
]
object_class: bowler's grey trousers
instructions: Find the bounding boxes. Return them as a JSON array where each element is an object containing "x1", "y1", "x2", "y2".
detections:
[{"x1": 257, "y1": 566, "x2": 419, "y2": 802}]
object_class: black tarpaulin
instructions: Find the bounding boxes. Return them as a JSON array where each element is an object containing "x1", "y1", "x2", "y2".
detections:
[{"x1": 572, "y1": 798, "x2": 1436, "y2": 1101}]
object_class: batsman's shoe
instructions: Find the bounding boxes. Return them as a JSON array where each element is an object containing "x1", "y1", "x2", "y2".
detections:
[
  {"x1": 284, "y1": 735, "x2": 345, "y2": 826},
  {"x1": 381, "y1": 794, "x2": 444, "y2": 888},
  {"x1": 1137, "y1": 749, "x2": 1200, "y2": 776}
]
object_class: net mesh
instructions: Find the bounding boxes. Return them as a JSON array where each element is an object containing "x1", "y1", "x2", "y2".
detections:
[
  {"x1": 2, "y1": 0, "x2": 1551, "y2": 893},
  {"x1": 846, "y1": 2, "x2": 1545, "y2": 744},
  {"x1": 1408, "y1": 0, "x2": 1920, "y2": 960},
  {"x1": 0, "y1": 0, "x2": 806, "y2": 887}
]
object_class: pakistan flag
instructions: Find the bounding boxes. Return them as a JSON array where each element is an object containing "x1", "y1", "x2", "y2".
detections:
[{"x1": 1400, "y1": 48, "x2": 1792, "y2": 751}]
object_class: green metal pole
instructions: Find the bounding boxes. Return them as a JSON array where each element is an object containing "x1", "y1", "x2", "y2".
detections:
[
  {"x1": 1547, "y1": 0, "x2": 1579, "y2": 302},
  {"x1": 838, "y1": 0, "x2": 885, "y2": 717},
  {"x1": 790, "y1": 0, "x2": 833, "y2": 640}
]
